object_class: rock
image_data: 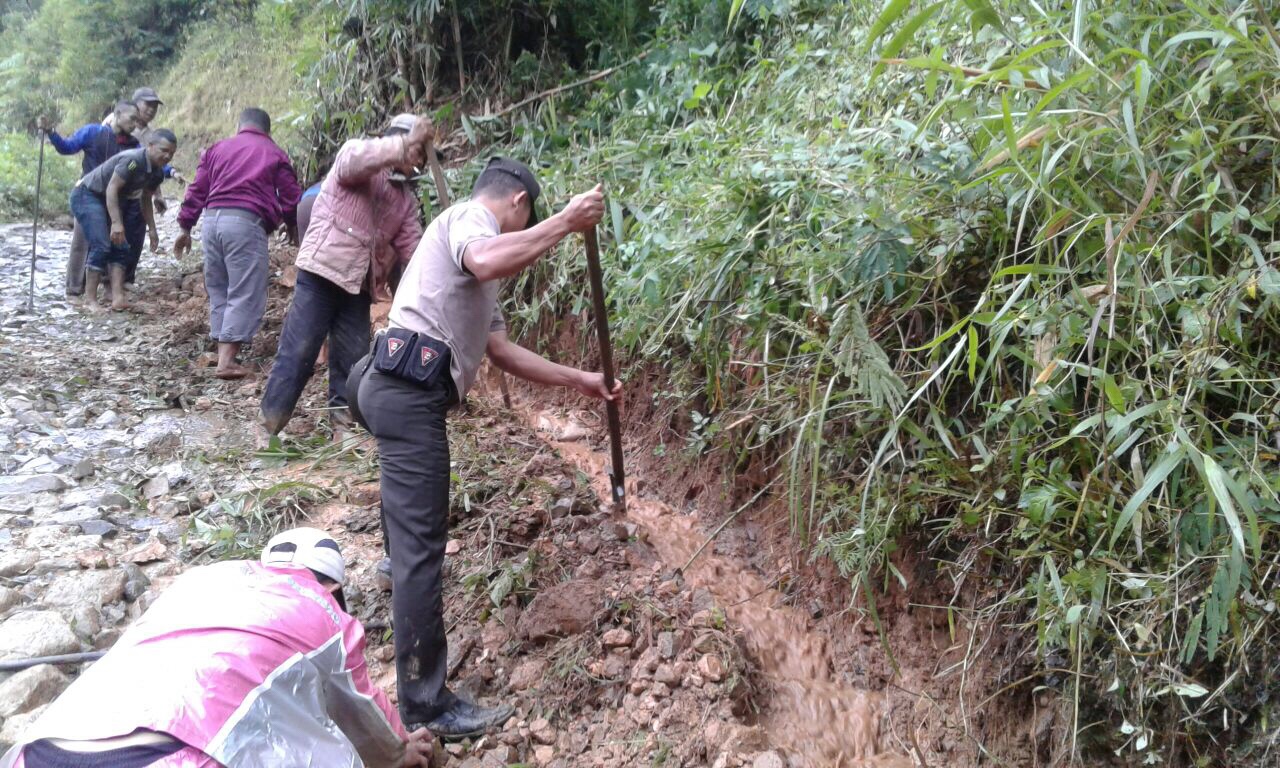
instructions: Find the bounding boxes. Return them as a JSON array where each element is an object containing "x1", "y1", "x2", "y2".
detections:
[
  {"x1": 193, "y1": 397, "x2": 213, "y2": 411},
  {"x1": 0, "y1": 552, "x2": 38, "y2": 578},
  {"x1": 0, "y1": 665, "x2": 69, "y2": 718},
  {"x1": 529, "y1": 717, "x2": 556, "y2": 745},
  {"x1": 4, "y1": 397, "x2": 33, "y2": 413},
  {"x1": 122, "y1": 537, "x2": 167, "y2": 564},
  {"x1": 43, "y1": 569, "x2": 126, "y2": 611},
  {"x1": 481, "y1": 745, "x2": 516, "y2": 766},
  {"x1": 549, "y1": 497, "x2": 573, "y2": 518},
  {"x1": 141, "y1": 475, "x2": 170, "y2": 499},
  {"x1": 653, "y1": 663, "x2": 682, "y2": 688},
  {"x1": 697, "y1": 654, "x2": 725, "y2": 682},
  {"x1": 0, "y1": 475, "x2": 67, "y2": 497},
  {"x1": 0, "y1": 587, "x2": 20, "y2": 614},
  {"x1": 752, "y1": 751, "x2": 785, "y2": 768},
  {"x1": 445, "y1": 538, "x2": 462, "y2": 556},
  {"x1": 556, "y1": 423, "x2": 588, "y2": 442},
  {"x1": 0, "y1": 611, "x2": 81, "y2": 660},
  {"x1": 77, "y1": 520, "x2": 117, "y2": 538},
  {"x1": 517, "y1": 579, "x2": 603, "y2": 643},
  {"x1": 98, "y1": 492, "x2": 130, "y2": 511},
  {"x1": 75, "y1": 550, "x2": 111, "y2": 570},
  {"x1": 601, "y1": 628, "x2": 633, "y2": 649},
  {"x1": 43, "y1": 506, "x2": 101, "y2": 527},
  {"x1": 533, "y1": 745, "x2": 556, "y2": 765},
  {"x1": 657, "y1": 631, "x2": 678, "y2": 660},
  {"x1": 0, "y1": 703, "x2": 48, "y2": 749},
  {"x1": 15, "y1": 411, "x2": 44, "y2": 427},
  {"x1": 508, "y1": 658, "x2": 547, "y2": 691},
  {"x1": 93, "y1": 410, "x2": 120, "y2": 427},
  {"x1": 121, "y1": 564, "x2": 150, "y2": 602},
  {"x1": 70, "y1": 459, "x2": 95, "y2": 481}
]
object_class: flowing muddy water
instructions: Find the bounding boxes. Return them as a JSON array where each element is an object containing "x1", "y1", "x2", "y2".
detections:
[{"x1": 525, "y1": 407, "x2": 913, "y2": 768}]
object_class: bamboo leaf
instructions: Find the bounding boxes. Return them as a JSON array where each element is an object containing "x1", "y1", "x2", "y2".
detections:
[
  {"x1": 871, "y1": 2, "x2": 945, "y2": 84},
  {"x1": 864, "y1": 0, "x2": 917, "y2": 53},
  {"x1": 1111, "y1": 444, "x2": 1185, "y2": 548}
]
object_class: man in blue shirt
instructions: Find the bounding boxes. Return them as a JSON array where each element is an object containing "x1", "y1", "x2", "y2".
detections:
[{"x1": 40, "y1": 102, "x2": 141, "y2": 299}]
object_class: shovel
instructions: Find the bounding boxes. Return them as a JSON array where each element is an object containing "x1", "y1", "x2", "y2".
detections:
[{"x1": 583, "y1": 225, "x2": 625, "y2": 510}]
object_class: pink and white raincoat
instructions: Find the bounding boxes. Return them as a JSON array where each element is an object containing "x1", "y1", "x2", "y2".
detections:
[{"x1": 0, "y1": 560, "x2": 409, "y2": 768}]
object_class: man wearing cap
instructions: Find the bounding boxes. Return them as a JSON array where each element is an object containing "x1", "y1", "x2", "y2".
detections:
[
  {"x1": 174, "y1": 108, "x2": 303, "y2": 380},
  {"x1": 352, "y1": 158, "x2": 615, "y2": 737},
  {"x1": 107, "y1": 87, "x2": 183, "y2": 285},
  {"x1": 259, "y1": 114, "x2": 432, "y2": 436},
  {"x1": 1, "y1": 527, "x2": 435, "y2": 768},
  {"x1": 38, "y1": 101, "x2": 141, "y2": 298}
]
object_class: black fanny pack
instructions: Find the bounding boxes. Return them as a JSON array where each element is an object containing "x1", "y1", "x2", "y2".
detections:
[{"x1": 372, "y1": 327, "x2": 451, "y2": 390}]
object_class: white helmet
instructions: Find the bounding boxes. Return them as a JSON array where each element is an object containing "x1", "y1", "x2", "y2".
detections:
[{"x1": 261, "y1": 527, "x2": 346, "y2": 586}]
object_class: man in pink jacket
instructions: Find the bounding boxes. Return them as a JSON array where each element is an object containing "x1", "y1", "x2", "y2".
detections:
[
  {"x1": 259, "y1": 114, "x2": 432, "y2": 438},
  {"x1": 1, "y1": 527, "x2": 434, "y2": 768}
]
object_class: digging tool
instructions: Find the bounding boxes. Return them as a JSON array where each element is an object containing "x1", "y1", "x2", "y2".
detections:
[
  {"x1": 583, "y1": 225, "x2": 626, "y2": 510},
  {"x1": 26, "y1": 128, "x2": 46, "y2": 311},
  {"x1": 425, "y1": 135, "x2": 514, "y2": 408}
]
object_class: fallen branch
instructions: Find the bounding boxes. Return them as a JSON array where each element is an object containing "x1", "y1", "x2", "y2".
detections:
[{"x1": 487, "y1": 52, "x2": 651, "y2": 119}]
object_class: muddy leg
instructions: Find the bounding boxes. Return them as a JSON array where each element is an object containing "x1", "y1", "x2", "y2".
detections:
[
  {"x1": 84, "y1": 270, "x2": 103, "y2": 313},
  {"x1": 215, "y1": 341, "x2": 250, "y2": 380},
  {"x1": 109, "y1": 265, "x2": 129, "y2": 311}
]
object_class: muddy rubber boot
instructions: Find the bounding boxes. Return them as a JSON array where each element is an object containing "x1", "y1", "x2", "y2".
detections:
[
  {"x1": 420, "y1": 693, "x2": 515, "y2": 740},
  {"x1": 375, "y1": 557, "x2": 393, "y2": 592}
]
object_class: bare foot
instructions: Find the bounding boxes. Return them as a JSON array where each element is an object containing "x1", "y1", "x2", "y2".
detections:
[
  {"x1": 214, "y1": 364, "x2": 251, "y2": 380},
  {"x1": 110, "y1": 298, "x2": 130, "y2": 312},
  {"x1": 84, "y1": 299, "x2": 105, "y2": 314}
]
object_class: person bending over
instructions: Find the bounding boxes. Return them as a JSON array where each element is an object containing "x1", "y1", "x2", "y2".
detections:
[
  {"x1": 259, "y1": 114, "x2": 431, "y2": 437},
  {"x1": 0, "y1": 527, "x2": 434, "y2": 768},
  {"x1": 69, "y1": 129, "x2": 176, "y2": 312},
  {"x1": 351, "y1": 158, "x2": 618, "y2": 737},
  {"x1": 40, "y1": 102, "x2": 141, "y2": 298}
]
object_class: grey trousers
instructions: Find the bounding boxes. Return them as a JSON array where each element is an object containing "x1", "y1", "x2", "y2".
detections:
[
  {"x1": 203, "y1": 209, "x2": 270, "y2": 344},
  {"x1": 65, "y1": 221, "x2": 87, "y2": 296}
]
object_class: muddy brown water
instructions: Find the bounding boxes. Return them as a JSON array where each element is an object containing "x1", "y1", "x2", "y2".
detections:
[{"x1": 528, "y1": 408, "x2": 914, "y2": 768}]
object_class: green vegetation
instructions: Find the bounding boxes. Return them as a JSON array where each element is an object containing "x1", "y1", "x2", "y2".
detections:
[
  {"x1": 156, "y1": 2, "x2": 327, "y2": 171},
  {"x1": 0, "y1": 132, "x2": 80, "y2": 220},
  {"x1": 0, "y1": 0, "x2": 224, "y2": 128},
  {"x1": 475, "y1": 0, "x2": 1280, "y2": 762}
]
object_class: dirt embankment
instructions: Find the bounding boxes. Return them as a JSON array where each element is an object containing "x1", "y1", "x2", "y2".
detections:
[{"x1": 0, "y1": 211, "x2": 1054, "y2": 767}]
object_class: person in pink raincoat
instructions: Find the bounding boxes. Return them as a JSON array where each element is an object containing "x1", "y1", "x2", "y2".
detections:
[{"x1": 1, "y1": 528, "x2": 433, "y2": 768}]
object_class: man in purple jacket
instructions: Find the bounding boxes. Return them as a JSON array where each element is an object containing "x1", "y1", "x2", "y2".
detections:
[{"x1": 175, "y1": 108, "x2": 302, "y2": 380}]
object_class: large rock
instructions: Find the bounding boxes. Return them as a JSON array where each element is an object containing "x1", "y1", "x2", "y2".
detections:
[
  {"x1": 0, "y1": 552, "x2": 38, "y2": 579},
  {"x1": 0, "y1": 703, "x2": 47, "y2": 750},
  {"x1": 0, "y1": 664, "x2": 69, "y2": 718},
  {"x1": 0, "y1": 475, "x2": 67, "y2": 497},
  {"x1": 517, "y1": 579, "x2": 604, "y2": 643},
  {"x1": 42, "y1": 569, "x2": 127, "y2": 609},
  {"x1": 0, "y1": 611, "x2": 80, "y2": 660}
]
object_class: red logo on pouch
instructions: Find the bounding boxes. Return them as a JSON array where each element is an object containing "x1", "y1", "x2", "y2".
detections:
[
  {"x1": 421, "y1": 348, "x2": 437, "y2": 366},
  {"x1": 387, "y1": 338, "x2": 404, "y2": 357}
]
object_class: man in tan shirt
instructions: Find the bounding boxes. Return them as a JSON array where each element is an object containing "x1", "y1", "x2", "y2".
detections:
[{"x1": 352, "y1": 158, "x2": 617, "y2": 739}]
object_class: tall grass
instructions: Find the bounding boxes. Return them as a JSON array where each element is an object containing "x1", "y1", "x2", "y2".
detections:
[{"x1": 482, "y1": 0, "x2": 1280, "y2": 761}]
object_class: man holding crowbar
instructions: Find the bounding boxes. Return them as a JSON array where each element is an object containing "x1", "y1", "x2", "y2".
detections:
[{"x1": 349, "y1": 160, "x2": 618, "y2": 738}]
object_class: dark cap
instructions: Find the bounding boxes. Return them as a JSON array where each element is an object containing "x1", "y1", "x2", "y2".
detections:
[
  {"x1": 480, "y1": 157, "x2": 541, "y2": 228},
  {"x1": 131, "y1": 87, "x2": 163, "y2": 105}
]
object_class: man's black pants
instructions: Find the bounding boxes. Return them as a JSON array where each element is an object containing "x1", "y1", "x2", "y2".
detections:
[
  {"x1": 358, "y1": 369, "x2": 456, "y2": 724},
  {"x1": 260, "y1": 270, "x2": 372, "y2": 434}
]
